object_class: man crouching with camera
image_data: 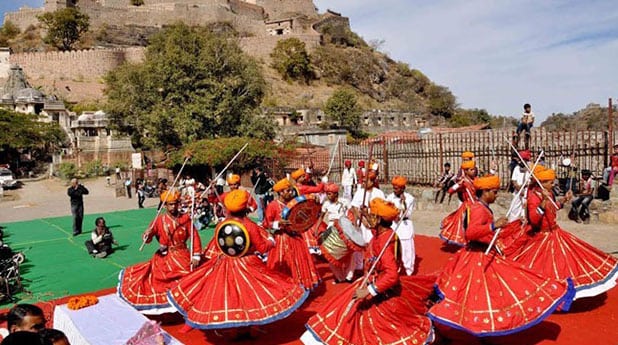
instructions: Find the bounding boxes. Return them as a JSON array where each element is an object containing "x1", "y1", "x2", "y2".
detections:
[{"x1": 85, "y1": 217, "x2": 118, "y2": 258}]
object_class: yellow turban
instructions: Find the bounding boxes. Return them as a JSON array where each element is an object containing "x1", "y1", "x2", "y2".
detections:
[
  {"x1": 369, "y1": 198, "x2": 399, "y2": 221},
  {"x1": 291, "y1": 168, "x2": 305, "y2": 180},
  {"x1": 462, "y1": 151, "x2": 475, "y2": 159},
  {"x1": 273, "y1": 178, "x2": 291, "y2": 192},
  {"x1": 160, "y1": 189, "x2": 180, "y2": 203},
  {"x1": 473, "y1": 175, "x2": 500, "y2": 190},
  {"x1": 391, "y1": 175, "x2": 407, "y2": 188},
  {"x1": 535, "y1": 169, "x2": 556, "y2": 182},
  {"x1": 461, "y1": 160, "x2": 476, "y2": 170},
  {"x1": 224, "y1": 189, "x2": 248, "y2": 213},
  {"x1": 227, "y1": 174, "x2": 241, "y2": 185}
]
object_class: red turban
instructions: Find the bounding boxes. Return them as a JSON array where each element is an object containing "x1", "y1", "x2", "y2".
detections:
[
  {"x1": 358, "y1": 161, "x2": 365, "y2": 168},
  {"x1": 519, "y1": 150, "x2": 531, "y2": 161},
  {"x1": 324, "y1": 183, "x2": 339, "y2": 193},
  {"x1": 391, "y1": 176, "x2": 407, "y2": 188}
]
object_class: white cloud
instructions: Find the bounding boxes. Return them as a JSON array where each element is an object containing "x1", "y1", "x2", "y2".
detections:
[{"x1": 314, "y1": 0, "x2": 618, "y2": 121}]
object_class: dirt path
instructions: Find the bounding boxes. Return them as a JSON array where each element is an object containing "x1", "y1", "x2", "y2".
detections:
[{"x1": 2, "y1": 177, "x2": 618, "y2": 254}]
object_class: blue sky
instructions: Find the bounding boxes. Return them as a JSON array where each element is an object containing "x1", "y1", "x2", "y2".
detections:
[{"x1": 3, "y1": 0, "x2": 618, "y2": 121}]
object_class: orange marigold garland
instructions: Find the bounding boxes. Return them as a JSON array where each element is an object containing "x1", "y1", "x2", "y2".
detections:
[{"x1": 67, "y1": 295, "x2": 99, "y2": 310}]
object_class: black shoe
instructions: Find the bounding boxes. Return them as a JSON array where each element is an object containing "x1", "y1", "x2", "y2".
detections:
[{"x1": 73, "y1": 231, "x2": 82, "y2": 236}]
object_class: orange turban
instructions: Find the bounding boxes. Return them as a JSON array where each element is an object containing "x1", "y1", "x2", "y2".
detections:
[
  {"x1": 532, "y1": 165, "x2": 546, "y2": 175},
  {"x1": 227, "y1": 174, "x2": 241, "y2": 185},
  {"x1": 324, "y1": 183, "x2": 339, "y2": 193},
  {"x1": 369, "y1": 198, "x2": 399, "y2": 221},
  {"x1": 160, "y1": 189, "x2": 180, "y2": 203},
  {"x1": 391, "y1": 176, "x2": 407, "y2": 188},
  {"x1": 461, "y1": 151, "x2": 475, "y2": 159},
  {"x1": 224, "y1": 189, "x2": 248, "y2": 213},
  {"x1": 473, "y1": 175, "x2": 500, "y2": 190},
  {"x1": 291, "y1": 168, "x2": 305, "y2": 180},
  {"x1": 461, "y1": 160, "x2": 476, "y2": 170},
  {"x1": 273, "y1": 178, "x2": 291, "y2": 192},
  {"x1": 535, "y1": 169, "x2": 556, "y2": 182}
]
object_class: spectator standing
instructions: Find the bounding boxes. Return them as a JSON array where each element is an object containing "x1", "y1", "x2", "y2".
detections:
[
  {"x1": 85, "y1": 217, "x2": 117, "y2": 258},
  {"x1": 67, "y1": 178, "x2": 89, "y2": 236},
  {"x1": 251, "y1": 167, "x2": 273, "y2": 225},
  {"x1": 434, "y1": 162, "x2": 454, "y2": 204},
  {"x1": 569, "y1": 169, "x2": 595, "y2": 224},
  {"x1": 340, "y1": 160, "x2": 357, "y2": 200},
  {"x1": 516, "y1": 103, "x2": 535, "y2": 149},
  {"x1": 137, "y1": 183, "x2": 145, "y2": 208},
  {"x1": 356, "y1": 161, "x2": 366, "y2": 190},
  {"x1": 607, "y1": 144, "x2": 618, "y2": 190},
  {"x1": 115, "y1": 166, "x2": 121, "y2": 181},
  {"x1": 124, "y1": 176, "x2": 132, "y2": 198}
]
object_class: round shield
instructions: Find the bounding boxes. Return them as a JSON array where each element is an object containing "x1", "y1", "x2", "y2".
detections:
[
  {"x1": 215, "y1": 220, "x2": 250, "y2": 257},
  {"x1": 281, "y1": 195, "x2": 321, "y2": 233}
]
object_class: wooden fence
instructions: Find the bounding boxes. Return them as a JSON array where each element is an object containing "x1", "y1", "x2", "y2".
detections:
[{"x1": 315, "y1": 128, "x2": 618, "y2": 189}]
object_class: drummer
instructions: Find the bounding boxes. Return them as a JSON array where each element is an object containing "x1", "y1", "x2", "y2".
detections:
[
  {"x1": 264, "y1": 178, "x2": 321, "y2": 290},
  {"x1": 320, "y1": 183, "x2": 354, "y2": 283},
  {"x1": 386, "y1": 176, "x2": 416, "y2": 275}
]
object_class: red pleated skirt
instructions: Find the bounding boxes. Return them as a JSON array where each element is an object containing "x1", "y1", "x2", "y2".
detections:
[
  {"x1": 168, "y1": 254, "x2": 309, "y2": 329},
  {"x1": 267, "y1": 232, "x2": 321, "y2": 290},
  {"x1": 439, "y1": 201, "x2": 472, "y2": 246},
  {"x1": 304, "y1": 275, "x2": 436, "y2": 345},
  {"x1": 511, "y1": 226, "x2": 618, "y2": 299}
]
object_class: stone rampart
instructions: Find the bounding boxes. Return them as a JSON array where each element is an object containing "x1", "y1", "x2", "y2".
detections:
[
  {"x1": 239, "y1": 33, "x2": 320, "y2": 59},
  {"x1": 9, "y1": 47, "x2": 145, "y2": 81},
  {"x1": 4, "y1": 8, "x2": 44, "y2": 30},
  {"x1": 257, "y1": 0, "x2": 316, "y2": 19}
]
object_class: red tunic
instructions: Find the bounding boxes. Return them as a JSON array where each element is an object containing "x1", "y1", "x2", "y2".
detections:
[
  {"x1": 439, "y1": 178, "x2": 476, "y2": 246},
  {"x1": 428, "y1": 201, "x2": 574, "y2": 336},
  {"x1": 304, "y1": 228, "x2": 435, "y2": 345},
  {"x1": 167, "y1": 216, "x2": 309, "y2": 329},
  {"x1": 510, "y1": 187, "x2": 618, "y2": 299},
  {"x1": 295, "y1": 184, "x2": 323, "y2": 250},
  {"x1": 118, "y1": 212, "x2": 201, "y2": 312},
  {"x1": 264, "y1": 200, "x2": 321, "y2": 290}
]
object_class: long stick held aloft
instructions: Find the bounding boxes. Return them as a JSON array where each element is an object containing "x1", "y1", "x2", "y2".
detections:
[{"x1": 484, "y1": 150, "x2": 544, "y2": 255}]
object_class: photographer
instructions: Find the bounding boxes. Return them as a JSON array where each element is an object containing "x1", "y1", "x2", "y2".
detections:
[
  {"x1": 67, "y1": 178, "x2": 89, "y2": 236},
  {"x1": 84, "y1": 217, "x2": 117, "y2": 258}
]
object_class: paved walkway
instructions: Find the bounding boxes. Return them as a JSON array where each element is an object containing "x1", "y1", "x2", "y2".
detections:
[{"x1": 2, "y1": 176, "x2": 617, "y2": 255}]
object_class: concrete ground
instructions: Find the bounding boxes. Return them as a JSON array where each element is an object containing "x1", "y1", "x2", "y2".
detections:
[{"x1": 1, "y1": 176, "x2": 617, "y2": 255}]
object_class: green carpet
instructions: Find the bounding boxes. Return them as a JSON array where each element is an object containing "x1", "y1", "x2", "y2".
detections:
[{"x1": 1, "y1": 208, "x2": 214, "y2": 307}]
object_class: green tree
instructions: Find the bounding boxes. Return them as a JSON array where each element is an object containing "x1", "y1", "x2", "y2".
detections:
[
  {"x1": 0, "y1": 20, "x2": 20, "y2": 46},
  {"x1": 324, "y1": 88, "x2": 362, "y2": 137},
  {"x1": 104, "y1": 23, "x2": 267, "y2": 149},
  {"x1": 0, "y1": 109, "x2": 66, "y2": 165},
  {"x1": 38, "y1": 7, "x2": 89, "y2": 51},
  {"x1": 450, "y1": 108, "x2": 492, "y2": 127},
  {"x1": 271, "y1": 38, "x2": 313, "y2": 83},
  {"x1": 425, "y1": 84, "x2": 457, "y2": 119}
]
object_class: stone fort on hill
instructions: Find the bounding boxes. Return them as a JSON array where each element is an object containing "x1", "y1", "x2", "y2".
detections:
[{"x1": 2, "y1": 0, "x2": 349, "y2": 101}]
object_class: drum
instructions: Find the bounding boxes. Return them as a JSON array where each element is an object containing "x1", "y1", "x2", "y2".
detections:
[
  {"x1": 337, "y1": 217, "x2": 366, "y2": 251},
  {"x1": 281, "y1": 195, "x2": 321, "y2": 233},
  {"x1": 320, "y1": 218, "x2": 366, "y2": 267},
  {"x1": 215, "y1": 219, "x2": 250, "y2": 257}
]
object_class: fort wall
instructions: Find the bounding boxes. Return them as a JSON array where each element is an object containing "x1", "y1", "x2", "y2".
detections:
[{"x1": 239, "y1": 33, "x2": 320, "y2": 59}]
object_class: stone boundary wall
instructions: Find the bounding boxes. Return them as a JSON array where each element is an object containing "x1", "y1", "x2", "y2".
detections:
[
  {"x1": 4, "y1": 8, "x2": 44, "y2": 30},
  {"x1": 239, "y1": 33, "x2": 321, "y2": 59},
  {"x1": 257, "y1": 0, "x2": 317, "y2": 19},
  {"x1": 9, "y1": 47, "x2": 145, "y2": 81}
]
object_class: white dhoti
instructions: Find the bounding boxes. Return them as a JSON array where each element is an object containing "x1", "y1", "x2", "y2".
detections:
[
  {"x1": 393, "y1": 219, "x2": 415, "y2": 275},
  {"x1": 508, "y1": 193, "x2": 525, "y2": 222}
]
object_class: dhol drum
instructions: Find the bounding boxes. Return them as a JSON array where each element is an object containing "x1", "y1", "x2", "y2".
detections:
[
  {"x1": 320, "y1": 218, "x2": 366, "y2": 267},
  {"x1": 281, "y1": 195, "x2": 321, "y2": 233}
]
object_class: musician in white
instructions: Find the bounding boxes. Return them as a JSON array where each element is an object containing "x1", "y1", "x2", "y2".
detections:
[
  {"x1": 386, "y1": 175, "x2": 415, "y2": 275},
  {"x1": 350, "y1": 170, "x2": 385, "y2": 243},
  {"x1": 340, "y1": 160, "x2": 357, "y2": 200},
  {"x1": 321, "y1": 183, "x2": 354, "y2": 282},
  {"x1": 508, "y1": 150, "x2": 531, "y2": 222}
]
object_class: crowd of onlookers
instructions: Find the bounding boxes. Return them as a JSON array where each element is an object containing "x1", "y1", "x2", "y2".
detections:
[{"x1": 0, "y1": 304, "x2": 69, "y2": 345}]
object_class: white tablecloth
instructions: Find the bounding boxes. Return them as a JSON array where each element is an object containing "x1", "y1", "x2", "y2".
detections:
[{"x1": 54, "y1": 294, "x2": 182, "y2": 345}]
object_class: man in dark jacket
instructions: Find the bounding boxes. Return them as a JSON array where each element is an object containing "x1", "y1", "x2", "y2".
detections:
[
  {"x1": 67, "y1": 178, "x2": 89, "y2": 236},
  {"x1": 251, "y1": 167, "x2": 274, "y2": 225}
]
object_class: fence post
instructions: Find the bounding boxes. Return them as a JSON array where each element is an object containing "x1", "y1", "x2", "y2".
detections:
[{"x1": 383, "y1": 141, "x2": 389, "y2": 182}]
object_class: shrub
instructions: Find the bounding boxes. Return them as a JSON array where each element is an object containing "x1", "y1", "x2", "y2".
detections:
[{"x1": 58, "y1": 162, "x2": 77, "y2": 180}]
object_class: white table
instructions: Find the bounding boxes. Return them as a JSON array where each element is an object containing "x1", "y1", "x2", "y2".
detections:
[{"x1": 54, "y1": 294, "x2": 182, "y2": 345}]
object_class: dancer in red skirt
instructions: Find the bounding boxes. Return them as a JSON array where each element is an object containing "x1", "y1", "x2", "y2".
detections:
[
  {"x1": 118, "y1": 190, "x2": 202, "y2": 314},
  {"x1": 167, "y1": 189, "x2": 309, "y2": 330},
  {"x1": 291, "y1": 168, "x2": 324, "y2": 252},
  {"x1": 264, "y1": 178, "x2": 321, "y2": 290},
  {"x1": 302, "y1": 198, "x2": 436, "y2": 345},
  {"x1": 510, "y1": 168, "x2": 618, "y2": 299},
  {"x1": 439, "y1": 160, "x2": 477, "y2": 246},
  {"x1": 429, "y1": 175, "x2": 574, "y2": 337}
]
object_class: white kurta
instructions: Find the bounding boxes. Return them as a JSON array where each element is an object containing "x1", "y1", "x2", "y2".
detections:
[
  {"x1": 350, "y1": 187, "x2": 384, "y2": 270},
  {"x1": 508, "y1": 167, "x2": 529, "y2": 222},
  {"x1": 386, "y1": 191, "x2": 416, "y2": 275}
]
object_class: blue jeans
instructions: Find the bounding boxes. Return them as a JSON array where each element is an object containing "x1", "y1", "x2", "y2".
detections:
[
  {"x1": 255, "y1": 193, "x2": 266, "y2": 223},
  {"x1": 516, "y1": 122, "x2": 533, "y2": 135}
]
